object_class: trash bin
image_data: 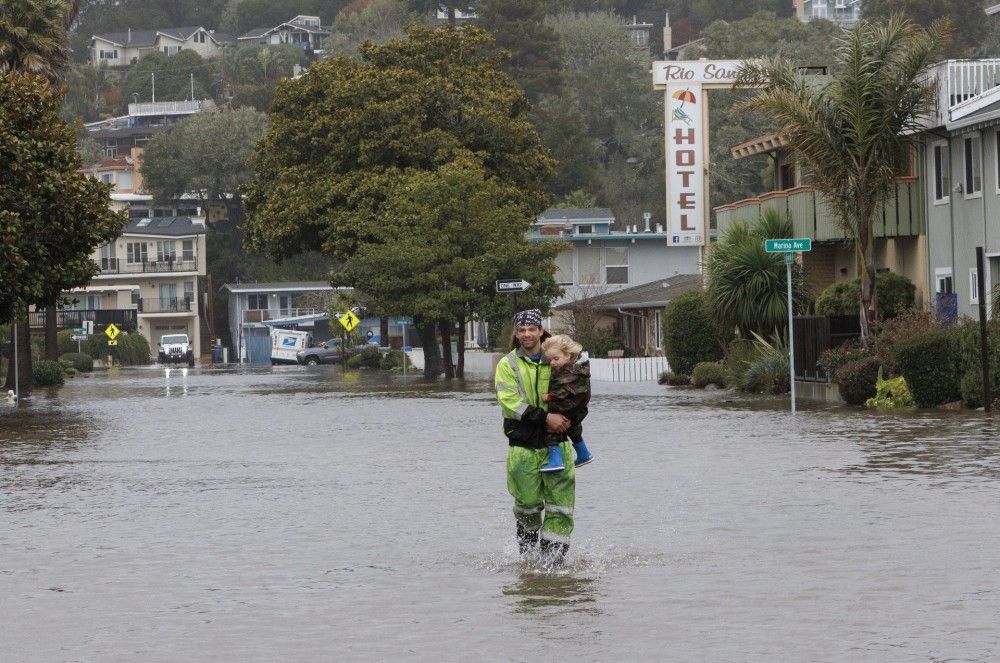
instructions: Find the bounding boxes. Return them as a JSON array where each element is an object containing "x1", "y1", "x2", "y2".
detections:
[{"x1": 212, "y1": 341, "x2": 223, "y2": 363}]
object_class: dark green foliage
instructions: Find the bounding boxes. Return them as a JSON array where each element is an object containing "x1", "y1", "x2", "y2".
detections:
[
  {"x1": 658, "y1": 371, "x2": 690, "y2": 386},
  {"x1": 724, "y1": 337, "x2": 757, "y2": 388},
  {"x1": 32, "y1": 359, "x2": 64, "y2": 387},
  {"x1": 741, "y1": 352, "x2": 790, "y2": 394},
  {"x1": 478, "y1": 0, "x2": 563, "y2": 105},
  {"x1": 59, "y1": 352, "x2": 94, "y2": 373},
  {"x1": 817, "y1": 340, "x2": 870, "y2": 381},
  {"x1": 835, "y1": 356, "x2": 881, "y2": 405},
  {"x1": 815, "y1": 272, "x2": 916, "y2": 320},
  {"x1": 960, "y1": 368, "x2": 987, "y2": 409},
  {"x1": 122, "y1": 51, "x2": 213, "y2": 107},
  {"x1": 358, "y1": 345, "x2": 383, "y2": 369},
  {"x1": 574, "y1": 329, "x2": 620, "y2": 359},
  {"x1": 662, "y1": 289, "x2": 723, "y2": 375},
  {"x1": 865, "y1": 0, "x2": 983, "y2": 58},
  {"x1": 871, "y1": 308, "x2": 938, "y2": 375},
  {"x1": 954, "y1": 319, "x2": 1000, "y2": 407},
  {"x1": 691, "y1": 362, "x2": 730, "y2": 389},
  {"x1": 380, "y1": 349, "x2": 411, "y2": 370},
  {"x1": 88, "y1": 332, "x2": 151, "y2": 366},
  {"x1": 346, "y1": 353, "x2": 363, "y2": 369},
  {"x1": 895, "y1": 329, "x2": 961, "y2": 408}
]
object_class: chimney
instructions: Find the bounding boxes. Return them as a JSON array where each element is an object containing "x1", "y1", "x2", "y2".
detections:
[
  {"x1": 663, "y1": 12, "x2": 672, "y2": 57},
  {"x1": 643, "y1": 212, "x2": 652, "y2": 232}
]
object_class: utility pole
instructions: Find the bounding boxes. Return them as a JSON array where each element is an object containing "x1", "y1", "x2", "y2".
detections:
[{"x1": 151, "y1": 71, "x2": 155, "y2": 103}]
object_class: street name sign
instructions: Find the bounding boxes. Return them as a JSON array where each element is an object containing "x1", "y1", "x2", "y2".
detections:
[
  {"x1": 71, "y1": 334, "x2": 87, "y2": 341},
  {"x1": 390, "y1": 317, "x2": 414, "y2": 326},
  {"x1": 104, "y1": 323, "x2": 121, "y2": 341},
  {"x1": 71, "y1": 327, "x2": 87, "y2": 334},
  {"x1": 338, "y1": 311, "x2": 360, "y2": 332},
  {"x1": 764, "y1": 238, "x2": 812, "y2": 253},
  {"x1": 496, "y1": 279, "x2": 531, "y2": 293}
]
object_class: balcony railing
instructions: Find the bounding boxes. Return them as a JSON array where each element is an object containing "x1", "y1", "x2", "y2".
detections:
[
  {"x1": 27, "y1": 308, "x2": 138, "y2": 332},
  {"x1": 98, "y1": 257, "x2": 198, "y2": 274},
  {"x1": 139, "y1": 297, "x2": 194, "y2": 314},
  {"x1": 715, "y1": 179, "x2": 924, "y2": 242},
  {"x1": 242, "y1": 308, "x2": 319, "y2": 323}
]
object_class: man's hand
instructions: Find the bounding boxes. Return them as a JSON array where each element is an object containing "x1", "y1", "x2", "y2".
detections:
[{"x1": 545, "y1": 413, "x2": 570, "y2": 434}]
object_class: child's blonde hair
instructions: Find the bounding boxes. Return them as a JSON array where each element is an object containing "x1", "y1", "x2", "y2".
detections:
[{"x1": 541, "y1": 334, "x2": 582, "y2": 360}]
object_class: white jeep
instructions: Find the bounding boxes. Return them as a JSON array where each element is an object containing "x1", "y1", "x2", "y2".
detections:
[{"x1": 158, "y1": 334, "x2": 195, "y2": 366}]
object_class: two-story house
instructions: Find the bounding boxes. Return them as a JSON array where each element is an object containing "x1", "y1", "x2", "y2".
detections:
[
  {"x1": 237, "y1": 16, "x2": 330, "y2": 51},
  {"x1": 90, "y1": 27, "x2": 233, "y2": 68},
  {"x1": 793, "y1": 0, "x2": 861, "y2": 26},
  {"x1": 85, "y1": 99, "x2": 216, "y2": 160}
]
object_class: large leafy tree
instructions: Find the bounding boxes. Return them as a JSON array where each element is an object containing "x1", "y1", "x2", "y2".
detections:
[
  {"x1": 865, "y1": 0, "x2": 984, "y2": 58},
  {"x1": 223, "y1": 44, "x2": 306, "y2": 111},
  {"x1": 477, "y1": 0, "x2": 562, "y2": 105},
  {"x1": 735, "y1": 15, "x2": 948, "y2": 339},
  {"x1": 122, "y1": 50, "x2": 214, "y2": 108},
  {"x1": 142, "y1": 106, "x2": 268, "y2": 224},
  {"x1": 244, "y1": 25, "x2": 557, "y2": 377},
  {"x1": 0, "y1": 0, "x2": 68, "y2": 81},
  {"x1": 327, "y1": 0, "x2": 421, "y2": 55},
  {"x1": 1, "y1": 73, "x2": 128, "y2": 388}
]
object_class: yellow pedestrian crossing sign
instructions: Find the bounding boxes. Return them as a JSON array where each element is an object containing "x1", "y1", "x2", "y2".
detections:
[
  {"x1": 338, "y1": 311, "x2": 360, "y2": 333},
  {"x1": 104, "y1": 323, "x2": 121, "y2": 341}
]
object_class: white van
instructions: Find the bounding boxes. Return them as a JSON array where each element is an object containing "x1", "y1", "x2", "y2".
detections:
[{"x1": 271, "y1": 329, "x2": 311, "y2": 365}]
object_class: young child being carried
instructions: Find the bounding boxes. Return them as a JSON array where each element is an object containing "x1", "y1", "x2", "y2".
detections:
[{"x1": 540, "y1": 334, "x2": 594, "y2": 473}]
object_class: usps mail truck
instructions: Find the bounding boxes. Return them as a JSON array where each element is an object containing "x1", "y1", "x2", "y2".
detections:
[{"x1": 271, "y1": 329, "x2": 311, "y2": 365}]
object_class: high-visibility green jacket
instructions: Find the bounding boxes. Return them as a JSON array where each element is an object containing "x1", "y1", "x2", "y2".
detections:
[{"x1": 495, "y1": 348, "x2": 552, "y2": 449}]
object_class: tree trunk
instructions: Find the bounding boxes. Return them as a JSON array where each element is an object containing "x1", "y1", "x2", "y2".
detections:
[
  {"x1": 45, "y1": 300, "x2": 58, "y2": 360},
  {"x1": 4, "y1": 314, "x2": 33, "y2": 391},
  {"x1": 456, "y1": 315, "x2": 466, "y2": 379},
  {"x1": 440, "y1": 319, "x2": 455, "y2": 379},
  {"x1": 857, "y1": 219, "x2": 877, "y2": 342},
  {"x1": 380, "y1": 317, "x2": 389, "y2": 348},
  {"x1": 419, "y1": 321, "x2": 442, "y2": 378}
]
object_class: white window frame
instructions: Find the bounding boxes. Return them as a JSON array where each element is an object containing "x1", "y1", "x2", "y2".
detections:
[
  {"x1": 126, "y1": 241, "x2": 147, "y2": 264},
  {"x1": 935, "y1": 267, "x2": 954, "y2": 294},
  {"x1": 995, "y1": 130, "x2": 1000, "y2": 194},
  {"x1": 964, "y1": 134, "x2": 983, "y2": 198},
  {"x1": 156, "y1": 240, "x2": 176, "y2": 262},
  {"x1": 604, "y1": 246, "x2": 630, "y2": 285},
  {"x1": 932, "y1": 140, "x2": 950, "y2": 204},
  {"x1": 970, "y1": 268, "x2": 980, "y2": 304}
]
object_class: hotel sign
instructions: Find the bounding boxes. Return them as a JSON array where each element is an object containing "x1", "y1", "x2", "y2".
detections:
[{"x1": 654, "y1": 61, "x2": 744, "y2": 247}]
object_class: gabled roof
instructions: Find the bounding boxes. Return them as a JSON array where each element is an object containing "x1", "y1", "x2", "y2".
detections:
[
  {"x1": 537, "y1": 207, "x2": 615, "y2": 223},
  {"x1": 222, "y1": 281, "x2": 336, "y2": 293},
  {"x1": 238, "y1": 18, "x2": 331, "y2": 41},
  {"x1": 93, "y1": 27, "x2": 234, "y2": 48},
  {"x1": 556, "y1": 274, "x2": 703, "y2": 311},
  {"x1": 81, "y1": 156, "x2": 136, "y2": 173},
  {"x1": 124, "y1": 217, "x2": 206, "y2": 237}
]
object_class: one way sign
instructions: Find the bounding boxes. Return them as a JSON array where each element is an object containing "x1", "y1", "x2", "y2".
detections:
[{"x1": 496, "y1": 279, "x2": 531, "y2": 293}]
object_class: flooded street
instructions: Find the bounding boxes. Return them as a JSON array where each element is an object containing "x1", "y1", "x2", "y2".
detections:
[{"x1": 2, "y1": 366, "x2": 999, "y2": 661}]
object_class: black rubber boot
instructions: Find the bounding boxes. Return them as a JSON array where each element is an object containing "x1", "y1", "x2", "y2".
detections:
[
  {"x1": 517, "y1": 523, "x2": 538, "y2": 555},
  {"x1": 539, "y1": 539, "x2": 569, "y2": 566}
]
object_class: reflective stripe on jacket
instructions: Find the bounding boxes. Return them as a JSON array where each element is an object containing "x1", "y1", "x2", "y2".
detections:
[{"x1": 495, "y1": 348, "x2": 551, "y2": 449}]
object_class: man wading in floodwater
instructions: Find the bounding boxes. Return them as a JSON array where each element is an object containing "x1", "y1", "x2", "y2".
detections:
[{"x1": 495, "y1": 309, "x2": 575, "y2": 565}]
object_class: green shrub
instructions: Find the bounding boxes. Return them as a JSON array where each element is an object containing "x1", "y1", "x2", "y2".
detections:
[
  {"x1": 59, "y1": 352, "x2": 94, "y2": 373},
  {"x1": 816, "y1": 272, "x2": 916, "y2": 320},
  {"x1": 960, "y1": 368, "x2": 986, "y2": 408},
  {"x1": 741, "y1": 352, "x2": 790, "y2": 394},
  {"x1": 691, "y1": 362, "x2": 730, "y2": 389},
  {"x1": 865, "y1": 370, "x2": 915, "y2": 409},
  {"x1": 835, "y1": 356, "x2": 881, "y2": 405},
  {"x1": 574, "y1": 329, "x2": 621, "y2": 359},
  {"x1": 872, "y1": 308, "x2": 939, "y2": 375},
  {"x1": 379, "y1": 349, "x2": 411, "y2": 370},
  {"x1": 88, "y1": 331, "x2": 151, "y2": 366},
  {"x1": 658, "y1": 371, "x2": 691, "y2": 386},
  {"x1": 57, "y1": 329, "x2": 77, "y2": 355},
  {"x1": 357, "y1": 345, "x2": 382, "y2": 369},
  {"x1": 724, "y1": 337, "x2": 758, "y2": 387},
  {"x1": 817, "y1": 340, "x2": 870, "y2": 381},
  {"x1": 954, "y1": 319, "x2": 1000, "y2": 398},
  {"x1": 32, "y1": 359, "x2": 65, "y2": 387},
  {"x1": 663, "y1": 290, "x2": 724, "y2": 375},
  {"x1": 346, "y1": 354, "x2": 363, "y2": 369},
  {"x1": 64, "y1": 367, "x2": 78, "y2": 378},
  {"x1": 895, "y1": 329, "x2": 961, "y2": 408}
]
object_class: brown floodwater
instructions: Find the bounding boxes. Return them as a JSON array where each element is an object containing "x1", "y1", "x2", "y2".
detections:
[{"x1": 2, "y1": 366, "x2": 999, "y2": 661}]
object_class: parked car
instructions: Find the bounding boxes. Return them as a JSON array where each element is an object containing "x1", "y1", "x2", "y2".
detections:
[
  {"x1": 157, "y1": 334, "x2": 195, "y2": 366},
  {"x1": 296, "y1": 339, "x2": 366, "y2": 365}
]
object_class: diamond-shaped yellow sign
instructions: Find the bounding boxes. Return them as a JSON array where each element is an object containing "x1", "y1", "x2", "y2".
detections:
[
  {"x1": 338, "y1": 311, "x2": 360, "y2": 333},
  {"x1": 104, "y1": 323, "x2": 121, "y2": 341}
]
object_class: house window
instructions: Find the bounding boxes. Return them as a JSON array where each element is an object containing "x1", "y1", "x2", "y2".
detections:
[
  {"x1": 971, "y1": 268, "x2": 980, "y2": 304},
  {"x1": 937, "y1": 272, "x2": 954, "y2": 294},
  {"x1": 964, "y1": 134, "x2": 983, "y2": 196},
  {"x1": 933, "y1": 142, "x2": 950, "y2": 202},
  {"x1": 184, "y1": 281, "x2": 194, "y2": 304},
  {"x1": 182, "y1": 239, "x2": 194, "y2": 261},
  {"x1": 159, "y1": 283, "x2": 177, "y2": 307},
  {"x1": 247, "y1": 294, "x2": 268, "y2": 310},
  {"x1": 578, "y1": 247, "x2": 602, "y2": 286},
  {"x1": 163, "y1": 45, "x2": 181, "y2": 55},
  {"x1": 195, "y1": 32, "x2": 206, "y2": 43},
  {"x1": 98, "y1": 49, "x2": 118, "y2": 59},
  {"x1": 156, "y1": 240, "x2": 176, "y2": 262},
  {"x1": 126, "y1": 242, "x2": 147, "y2": 264},
  {"x1": 100, "y1": 173, "x2": 114, "y2": 184},
  {"x1": 99, "y1": 242, "x2": 116, "y2": 270},
  {"x1": 576, "y1": 225, "x2": 593, "y2": 235},
  {"x1": 131, "y1": 290, "x2": 140, "y2": 306},
  {"x1": 605, "y1": 246, "x2": 629, "y2": 285},
  {"x1": 554, "y1": 250, "x2": 573, "y2": 286}
]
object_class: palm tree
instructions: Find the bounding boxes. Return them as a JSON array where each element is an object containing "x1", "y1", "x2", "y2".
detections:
[
  {"x1": 0, "y1": 0, "x2": 69, "y2": 82},
  {"x1": 706, "y1": 209, "x2": 811, "y2": 339},
  {"x1": 734, "y1": 15, "x2": 948, "y2": 340}
]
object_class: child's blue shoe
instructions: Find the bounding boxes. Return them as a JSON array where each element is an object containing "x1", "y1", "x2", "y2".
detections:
[
  {"x1": 573, "y1": 439, "x2": 594, "y2": 467},
  {"x1": 540, "y1": 444, "x2": 565, "y2": 473}
]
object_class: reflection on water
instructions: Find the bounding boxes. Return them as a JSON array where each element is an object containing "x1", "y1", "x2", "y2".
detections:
[{"x1": 503, "y1": 572, "x2": 600, "y2": 617}]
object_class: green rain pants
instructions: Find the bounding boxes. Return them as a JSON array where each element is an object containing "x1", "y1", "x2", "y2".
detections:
[{"x1": 506, "y1": 440, "x2": 575, "y2": 545}]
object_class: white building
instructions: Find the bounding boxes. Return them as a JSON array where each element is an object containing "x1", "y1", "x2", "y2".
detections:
[
  {"x1": 90, "y1": 27, "x2": 233, "y2": 67},
  {"x1": 793, "y1": 0, "x2": 861, "y2": 26}
]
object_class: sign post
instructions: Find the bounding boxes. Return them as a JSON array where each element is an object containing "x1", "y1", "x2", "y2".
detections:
[
  {"x1": 390, "y1": 317, "x2": 414, "y2": 377},
  {"x1": 764, "y1": 238, "x2": 812, "y2": 414}
]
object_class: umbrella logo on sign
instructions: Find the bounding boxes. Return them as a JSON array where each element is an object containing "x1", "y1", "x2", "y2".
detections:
[{"x1": 671, "y1": 88, "x2": 696, "y2": 126}]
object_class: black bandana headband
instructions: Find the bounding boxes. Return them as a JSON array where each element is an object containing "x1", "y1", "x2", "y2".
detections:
[{"x1": 512, "y1": 309, "x2": 542, "y2": 328}]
